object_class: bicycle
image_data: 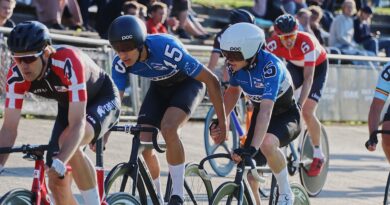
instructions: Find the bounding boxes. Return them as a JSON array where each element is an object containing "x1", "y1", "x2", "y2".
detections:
[
  {"x1": 196, "y1": 153, "x2": 310, "y2": 205},
  {"x1": 105, "y1": 124, "x2": 213, "y2": 204},
  {"x1": 204, "y1": 106, "x2": 330, "y2": 196},
  {"x1": 0, "y1": 142, "x2": 138, "y2": 205},
  {"x1": 365, "y1": 129, "x2": 390, "y2": 205}
]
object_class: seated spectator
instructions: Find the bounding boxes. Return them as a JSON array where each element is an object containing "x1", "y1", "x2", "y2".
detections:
[
  {"x1": 328, "y1": 0, "x2": 374, "y2": 59},
  {"x1": 307, "y1": 0, "x2": 334, "y2": 31},
  {"x1": 308, "y1": 5, "x2": 328, "y2": 45},
  {"x1": 146, "y1": 2, "x2": 168, "y2": 34},
  {"x1": 95, "y1": 0, "x2": 126, "y2": 39},
  {"x1": 0, "y1": 0, "x2": 15, "y2": 28},
  {"x1": 282, "y1": 0, "x2": 307, "y2": 15},
  {"x1": 122, "y1": 1, "x2": 147, "y2": 21},
  {"x1": 296, "y1": 8, "x2": 314, "y2": 34},
  {"x1": 252, "y1": 0, "x2": 284, "y2": 21},
  {"x1": 354, "y1": 6, "x2": 390, "y2": 57}
]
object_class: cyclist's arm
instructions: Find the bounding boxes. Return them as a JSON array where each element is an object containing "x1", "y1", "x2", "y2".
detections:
[
  {"x1": 55, "y1": 102, "x2": 86, "y2": 164},
  {"x1": 195, "y1": 67, "x2": 227, "y2": 134},
  {"x1": 207, "y1": 52, "x2": 220, "y2": 72},
  {"x1": 119, "y1": 91, "x2": 125, "y2": 101},
  {"x1": 0, "y1": 108, "x2": 22, "y2": 166},
  {"x1": 368, "y1": 98, "x2": 385, "y2": 136},
  {"x1": 251, "y1": 99, "x2": 274, "y2": 149},
  {"x1": 299, "y1": 65, "x2": 315, "y2": 105},
  {"x1": 224, "y1": 85, "x2": 242, "y2": 115}
]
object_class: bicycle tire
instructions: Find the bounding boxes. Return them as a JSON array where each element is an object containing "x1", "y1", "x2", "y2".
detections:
[
  {"x1": 106, "y1": 192, "x2": 141, "y2": 205},
  {"x1": 290, "y1": 182, "x2": 311, "y2": 205},
  {"x1": 104, "y1": 162, "x2": 148, "y2": 204},
  {"x1": 384, "y1": 172, "x2": 390, "y2": 205},
  {"x1": 0, "y1": 188, "x2": 34, "y2": 205},
  {"x1": 182, "y1": 163, "x2": 214, "y2": 204},
  {"x1": 299, "y1": 125, "x2": 330, "y2": 196},
  {"x1": 268, "y1": 175, "x2": 279, "y2": 205},
  {"x1": 210, "y1": 181, "x2": 249, "y2": 205},
  {"x1": 204, "y1": 107, "x2": 239, "y2": 177}
]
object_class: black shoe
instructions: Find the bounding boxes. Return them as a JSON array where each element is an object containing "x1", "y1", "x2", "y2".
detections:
[
  {"x1": 168, "y1": 195, "x2": 183, "y2": 205},
  {"x1": 176, "y1": 28, "x2": 191, "y2": 39}
]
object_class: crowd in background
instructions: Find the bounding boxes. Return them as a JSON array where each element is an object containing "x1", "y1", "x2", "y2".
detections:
[{"x1": 2, "y1": 0, "x2": 390, "y2": 59}]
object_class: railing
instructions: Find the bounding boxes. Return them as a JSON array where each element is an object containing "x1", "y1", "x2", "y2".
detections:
[{"x1": 0, "y1": 27, "x2": 389, "y2": 121}]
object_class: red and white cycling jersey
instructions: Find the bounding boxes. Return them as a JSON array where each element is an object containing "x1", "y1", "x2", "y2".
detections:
[
  {"x1": 5, "y1": 45, "x2": 106, "y2": 109},
  {"x1": 265, "y1": 32, "x2": 327, "y2": 67}
]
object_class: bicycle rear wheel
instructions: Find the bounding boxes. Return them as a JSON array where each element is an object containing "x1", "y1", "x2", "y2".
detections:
[
  {"x1": 299, "y1": 126, "x2": 329, "y2": 196},
  {"x1": 0, "y1": 188, "x2": 34, "y2": 205},
  {"x1": 104, "y1": 162, "x2": 148, "y2": 204},
  {"x1": 290, "y1": 182, "x2": 310, "y2": 205},
  {"x1": 204, "y1": 107, "x2": 239, "y2": 177},
  {"x1": 182, "y1": 163, "x2": 214, "y2": 204},
  {"x1": 106, "y1": 192, "x2": 141, "y2": 205},
  {"x1": 210, "y1": 182, "x2": 249, "y2": 205},
  {"x1": 384, "y1": 172, "x2": 390, "y2": 205}
]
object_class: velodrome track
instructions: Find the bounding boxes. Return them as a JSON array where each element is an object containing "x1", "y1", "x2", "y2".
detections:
[{"x1": 0, "y1": 118, "x2": 388, "y2": 205}]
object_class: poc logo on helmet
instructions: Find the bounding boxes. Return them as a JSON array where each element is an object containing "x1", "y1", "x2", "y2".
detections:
[
  {"x1": 230, "y1": 47, "x2": 241, "y2": 51},
  {"x1": 121, "y1": 35, "x2": 133, "y2": 40}
]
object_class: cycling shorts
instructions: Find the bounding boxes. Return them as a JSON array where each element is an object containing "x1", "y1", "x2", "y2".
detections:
[
  {"x1": 287, "y1": 59, "x2": 328, "y2": 102},
  {"x1": 46, "y1": 75, "x2": 121, "y2": 165},
  {"x1": 244, "y1": 101, "x2": 301, "y2": 166},
  {"x1": 384, "y1": 105, "x2": 390, "y2": 122},
  {"x1": 137, "y1": 77, "x2": 206, "y2": 128}
]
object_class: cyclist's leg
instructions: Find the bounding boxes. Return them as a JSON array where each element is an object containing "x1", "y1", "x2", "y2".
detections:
[
  {"x1": 382, "y1": 111, "x2": 390, "y2": 163},
  {"x1": 47, "y1": 105, "x2": 78, "y2": 205}
]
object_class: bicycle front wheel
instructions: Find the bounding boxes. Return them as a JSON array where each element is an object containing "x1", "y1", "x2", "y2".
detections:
[
  {"x1": 104, "y1": 162, "x2": 147, "y2": 204},
  {"x1": 183, "y1": 163, "x2": 214, "y2": 204},
  {"x1": 299, "y1": 126, "x2": 330, "y2": 196},
  {"x1": 106, "y1": 192, "x2": 141, "y2": 205},
  {"x1": 290, "y1": 183, "x2": 310, "y2": 205},
  {"x1": 210, "y1": 182, "x2": 249, "y2": 205},
  {"x1": 204, "y1": 107, "x2": 239, "y2": 177},
  {"x1": 0, "y1": 188, "x2": 34, "y2": 205},
  {"x1": 384, "y1": 172, "x2": 390, "y2": 205}
]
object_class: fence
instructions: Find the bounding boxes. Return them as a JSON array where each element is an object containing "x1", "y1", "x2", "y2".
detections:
[{"x1": 0, "y1": 27, "x2": 389, "y2": 121}]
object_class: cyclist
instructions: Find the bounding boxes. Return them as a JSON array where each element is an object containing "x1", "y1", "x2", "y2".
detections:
[
  {"x1": 0, "y1": 21, "x2": 120, "y2": 205},
  {"x1": 266, "y1": 14, "x2": 328, "y2": 177},
  {"x1": 107, "y1": 15, "x2": 227, "y2": 205},
  {"x1": 212, "y1": 22, "x2": 301, "y2": 205},
  {"x1": 366, "y1": 62, "x2": 390, "y2": 161}
]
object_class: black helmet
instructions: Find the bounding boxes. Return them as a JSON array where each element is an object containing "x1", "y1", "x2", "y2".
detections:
[
  {"x1": 229, "y1": 9, "x2": 255, "y2": 25},
  {"x1": 7, "y1": 21, "x2": 51, "y2": 53},
  {"x1": 108, "y1": 15, "x2": 147, "y2": 52},
  {"x1": 274, "y1": 14, "x2": 298, "y2": 35}
]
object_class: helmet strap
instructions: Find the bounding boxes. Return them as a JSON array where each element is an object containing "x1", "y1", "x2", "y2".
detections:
[
  {"x1": 136, "y1": 45, "x2": 143, "y2": 62},
  {"x1": 37, "y1": 53, "x2": 51, "y2": 80}
]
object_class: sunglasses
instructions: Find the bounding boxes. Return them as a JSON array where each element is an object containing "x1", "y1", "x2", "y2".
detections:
[
  {"x1": 278, "y1": 33, "x2": 297, "y2": 41},
  {"x1": 12, "y1": 50, "x2": 44, "y2": 64},
  {"x1": 221, "y1": 50, "x2": 245, "y2": 62}
]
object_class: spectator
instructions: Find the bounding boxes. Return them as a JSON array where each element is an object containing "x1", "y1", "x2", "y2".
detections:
[
  {"x1": 307, "y1": 0, "x2": 334, "y2": 31},
  {"x1": 282, "y1": 0, "x2": 307, "y2": 15},
  {"x1": 0, "y1": 0, "x2": 15, "y2": 28},
  {"x1": 308, "y1": 5, "x2": 328, "y2": 45},
  {"x1": 95, "y1": 0, "x2": 126, "y2": 39},
  {"x1": 122, "y1": 1, "x2": 147, "y2": 21},
  {"x1": 296, "y1": 8, "x2": 313, "y2": 34},
  {"x1": 354, "y1": 6, "x2": 390, "y2": 57},
  {"x1": 252, "y1": 0, "x2": 284, "y2": 21},
  {"x1": 328, "y1": 0, "x2": 374, "y2": 58},
  {"x1": 146, "y1": 2, "x2": 168, "y2": 34}
]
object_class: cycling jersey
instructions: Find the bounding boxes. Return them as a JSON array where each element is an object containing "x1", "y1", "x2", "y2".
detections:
[
  {"x1": 265, "y1": 31, "x2": 327, "y2": 67},
  {"x1": 374, "y1": 62, "x2": 390, "y2": 101},
  {"x1": 228, "y1": 49, "x2": 293, "y2": 106},
  {"x1": 5, "y1": 45, "x2": 106, "y2": 109},
  {"x1": 111, "y1": 34, "x2": 204, "y2": 90}
]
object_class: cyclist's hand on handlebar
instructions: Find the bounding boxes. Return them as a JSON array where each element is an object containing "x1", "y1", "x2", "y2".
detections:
[
  {"x1": 231, "y1": 146, "x2": 257, "y2": 163},
  {"x1": 209, "y1": 120, "x2": 228, "y2": 144},
  {"x1": 365, "y1": 135, "x2": 378, "y2": 151}
]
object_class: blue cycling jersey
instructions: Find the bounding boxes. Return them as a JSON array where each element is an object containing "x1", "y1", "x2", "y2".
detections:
[
  {"x1": 374, "y1": 62, "x2": 390, "y2": 101},
  {"x1": 229, "y1": 50, "x2": 293, "y2": 103},
  {"x1": 111, "y1": 34, "x2": 204, "y2": 91}
]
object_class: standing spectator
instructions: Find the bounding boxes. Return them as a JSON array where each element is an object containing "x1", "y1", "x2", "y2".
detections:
[
  {"x1": 354, "y1": 6, "x2": 390, "y2": 57},
  {"x1": 308, "y1": 5, "x2": 327, "y2": 45},
  {"x1": 0, "y1": 0, "x2": 15, "y2": 28},
  {"x1": 146, "y1": 2, "x2": 168, "y2": 34},
  {"x1": 328, "y1": 0, "x2": 374, "y2": 58}
]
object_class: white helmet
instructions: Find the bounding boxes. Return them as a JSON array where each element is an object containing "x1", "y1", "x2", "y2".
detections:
[{"x1": 220, "y1": 23, "x2": 265, "y2": 60}]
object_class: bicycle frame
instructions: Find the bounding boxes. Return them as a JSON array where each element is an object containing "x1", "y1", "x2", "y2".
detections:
[{"x1": 31, "y1": 155, "x2": 51, "y2": 205}]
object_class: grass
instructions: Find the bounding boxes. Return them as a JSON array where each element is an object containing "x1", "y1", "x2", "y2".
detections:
[
  {"x1": 374, "y1": 7, "x2": 390, "y2": 15},
  {"x1": 192, "y1": 0, "x2": 254, "y2": 9}
]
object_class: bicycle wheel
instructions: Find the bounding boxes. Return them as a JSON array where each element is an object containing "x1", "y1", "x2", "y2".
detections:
[
  {"x1": 384, "y1": 172, "x2": 390, "y2": 205},
  {"x1": 0, "y1": 188, "x2": 33, "y2": 205},
  {"x1": 210, "y1": 182, "x2": 249, "y2": 205},
  {"x1": 104, "y1": 162, "x2": 148, "y2": 204},
  {"x1": 204, "y1": 107, "x2": 239, "y2": 177},
  {"x1": 182, "y1": 163, "x2": 214, "y2": 204},
  {"x1": 299, "y1": 125, "x2": 330, "y2": 196},
  {"x1": 106, "y1": 192, "x2": 141, "y2": 205},
  {"x1": 290, "y1": 182, "x2": 311, "y2": 205}
]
